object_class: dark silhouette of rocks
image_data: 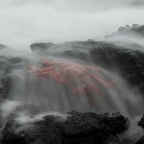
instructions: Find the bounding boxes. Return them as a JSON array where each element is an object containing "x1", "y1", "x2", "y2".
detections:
[
  {"x1": 0, "y1": 44, "x2": 7, "y2": 49},
  {"x1": 135, "y1": 115, "x2": 144, "y2": 144},
  {"x1": 2, "y1": 111, "x2": 129, "y2": 144},
  {"x1": 135, "y1": 136, "x2": 144, "y2": 144},
  {"x1": 138, "y1": 114, "x2": 144, "y2": 129},
  {"x1": 30, "y1": 42, "x2": 54, "y2": 53},
  {"x1": 105, "y1": 24, "x2": 144, "y2": 39}
]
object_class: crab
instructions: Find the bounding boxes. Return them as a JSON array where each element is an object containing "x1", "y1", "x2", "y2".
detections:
[{"x1": 28, "y1": 60, "x2": 116, "y2": 106}]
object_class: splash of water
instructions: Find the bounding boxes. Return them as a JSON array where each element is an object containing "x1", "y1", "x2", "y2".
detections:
[{"x1": 0, "y1": 45, "x2": 143, "y2": 143}]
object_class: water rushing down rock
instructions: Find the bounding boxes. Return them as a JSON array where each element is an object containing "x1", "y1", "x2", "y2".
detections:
[{"x1": 0, "y1": 40, "x2": 144, "y2": 143}]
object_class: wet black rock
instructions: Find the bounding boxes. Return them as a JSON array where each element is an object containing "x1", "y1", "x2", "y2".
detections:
[
  {"x1": 0, "y1": 48, "x2": 28, "y2": 101},
  {"x1": 136, "y1": 115, "x2": 144, "y2": 144},
  {"x1": 30, "y1": 42, "x2": 54, "y2": 53},
  {"x1": 89, "y1": 43, "x2": 144, "y2": 91},
  {"x1": 105, "y1": 24, "x2": 144, "y2": 39},
  {"x1": 138, "y1": 114, "x2": 144, "y2": 129},
  {"x1": 135, "y1": 136, "x2": 144, "y2": 144},
  {"x1": 2, "y1": 111, "x2": 129, "y2": 144}
]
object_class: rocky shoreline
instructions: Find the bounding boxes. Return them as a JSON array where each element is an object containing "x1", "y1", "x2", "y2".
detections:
[
  {"x1": 0, "y1": 33, "x2": 144, "y2": 143},
  {"x1": 105, "y1": 24, "x2": 144, "y2": 40}
]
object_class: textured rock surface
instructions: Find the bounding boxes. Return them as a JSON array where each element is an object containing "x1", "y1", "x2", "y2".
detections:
[
  {"x1": 138, "y1": 114, "x2": 144, "y2": 129},
  {"x1": 2, "y1": 111, "x2": 129, "y2": 144},
  {"x1": 89, "y1": 43, "x2": 144, "y2": 94}
]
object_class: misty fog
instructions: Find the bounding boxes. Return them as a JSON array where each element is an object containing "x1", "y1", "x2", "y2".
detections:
[{"x1": 0, "y1": 0, "x2": 144, "y2": 50}]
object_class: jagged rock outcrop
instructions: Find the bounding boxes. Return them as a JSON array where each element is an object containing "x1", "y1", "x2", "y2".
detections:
[
  {"x1": 138, "y1": 114, "x2": 144, "y2": 129},
  {"x1": 2, "y1": 111, "x2": 129, "y2": 144},
  {"x1": 105, "y1": 24, "x2": 144, "y2": 39}
]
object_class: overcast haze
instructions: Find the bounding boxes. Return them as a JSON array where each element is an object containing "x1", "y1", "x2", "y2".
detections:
[{"x1": 0, "y1": 0, "x2": 144, "y2": 49}]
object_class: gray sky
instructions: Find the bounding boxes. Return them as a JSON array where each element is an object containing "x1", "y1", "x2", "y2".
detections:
[{"x1": 0, "y1": 0, "x2": 144, "y2": 50}]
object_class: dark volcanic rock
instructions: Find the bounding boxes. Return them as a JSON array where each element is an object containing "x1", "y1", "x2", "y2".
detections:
[
  {"x1": 0, "y1": 51, "x2": 28, "y2": 101},
  {"x1": 135, "y1": 136, "x2": 144, "y2": 144},
  {"x1": 138, "y1": 114, "x2": 144, "y2": 129},
  {"x1": 2, "y1": 111, "x2": 129, "y2": 144},
  {"x1": 30, "y1": 42, "x2": 54, "y2": 53},
  {"x1": 89, "y1": 43, "x2": 144, "y2": 91},
  {"x1": 105, "y1": 24, "x2": 144, "y2": 39},
  {"x1": 136, "y1": 115, "x2": 144, "y2": 144}
]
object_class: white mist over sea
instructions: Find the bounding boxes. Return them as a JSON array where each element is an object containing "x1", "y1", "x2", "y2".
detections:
[{"x1": 0, "y1": 0, "x2": 144, "y2": 49}]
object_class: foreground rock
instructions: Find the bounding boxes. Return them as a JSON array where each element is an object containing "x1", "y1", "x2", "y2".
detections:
[
  {"x1": 2, "y1": 111, "x2": 129, "y2": 144},
  {"x1": 105, "y1": 24, "x2": 144, "y2": 39}
]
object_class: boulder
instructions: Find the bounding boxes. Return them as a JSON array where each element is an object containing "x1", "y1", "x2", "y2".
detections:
[
  {"x1": 135, "y1": 115, "x2": 144, "y2": 144},
  {"x1": 2, "y1": 111, "x2": 129, "y2": 144},
  {"x1": 138, "y1": 114, "x2": 144, "y2": 129},
  {"x1": 30, "y1": 42, "x2": 54, "y2": 53},
  {"x1": 89, "y1": 42, "x2": 144, "y2": 95}
]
